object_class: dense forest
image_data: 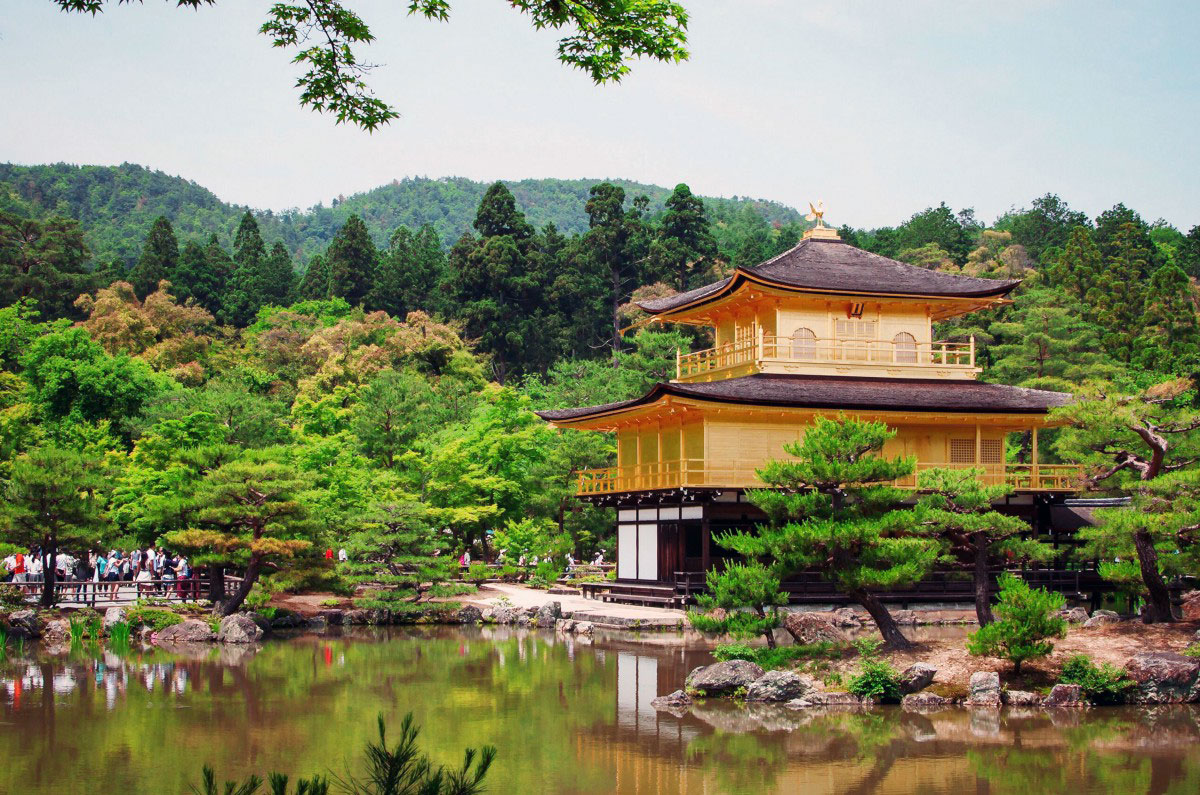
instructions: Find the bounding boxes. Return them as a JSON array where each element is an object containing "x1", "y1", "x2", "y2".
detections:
[{"x1": 2, "y1": 161, "x2": 1199, "y2": 614}]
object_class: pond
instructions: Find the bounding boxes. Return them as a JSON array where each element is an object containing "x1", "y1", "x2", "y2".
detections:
[{"x1": 2, "y1": 627, "x2": 1199, "y2": 794}]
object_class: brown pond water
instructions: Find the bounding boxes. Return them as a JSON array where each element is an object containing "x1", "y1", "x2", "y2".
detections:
[{"x1": 1, "y1": 627, "x2": 1199, "y2": 794}]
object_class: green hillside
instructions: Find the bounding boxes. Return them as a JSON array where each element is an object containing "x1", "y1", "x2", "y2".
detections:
[{"x1": 0, "y1": 163, "x2": 802, "y2": 267}]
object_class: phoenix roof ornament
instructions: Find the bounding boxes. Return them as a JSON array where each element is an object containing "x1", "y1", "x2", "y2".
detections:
[{"x1": 806, "y1": 200, "x2": 827, "y2": 228}]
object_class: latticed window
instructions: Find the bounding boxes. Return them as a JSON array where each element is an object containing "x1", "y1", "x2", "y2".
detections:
[
  {"x1": 893, "y1": 332, "x2": 917, "y2": 363},
  {"x1": 791, "y1": 327, "x2": 816, "y2": 359},
  {"x1": 980, "y1": 439, "x2": 1004, "y2": 463},
  {"x1": 949, "y1": 438, "x2": 976, "y2": 464},
  {"x1": 835, "y1": 319, "x2": 876, "y2": 338}
]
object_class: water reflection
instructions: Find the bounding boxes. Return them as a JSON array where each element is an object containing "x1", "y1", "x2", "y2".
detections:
[{"x1": 1, "y1": 630, "x2": 1198, "y2": 794}]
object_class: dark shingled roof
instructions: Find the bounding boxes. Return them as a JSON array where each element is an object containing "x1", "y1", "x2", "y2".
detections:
[
  {"x1": 637, "y1": 238, "x2": 1021, "y2": 313},
  {"x1": 536, "y1": 374, "x2": 1072, "y2": 422}
]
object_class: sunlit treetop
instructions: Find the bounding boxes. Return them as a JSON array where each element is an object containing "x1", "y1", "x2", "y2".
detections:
[{"x1": 53, "y1": 0, "x2": 691, "y2": 131}]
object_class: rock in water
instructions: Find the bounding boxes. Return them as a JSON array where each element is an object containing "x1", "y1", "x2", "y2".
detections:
[
  {"x1": 783, "y1": 612, "x2": 848, "y2": 645},
  {"x1": 7, "y1": 609, "x2": 41, "y2": 638},
  {"x1": 42, "y1": 619, "x2": 71, "y2": 645},
  {"x1": 1044, "y1": 684, "x2": 1088, "y2": 707},
  {"x1": 535, "y1": 601, "x2": 562, "y2": 628},
  {"x1": 685, "y1": 660, "x2": 765, "y2": 697},
  {"x1": 830, "y1": 608, "x2": 862, "y2": 628},
  {"x1": 574, "y1": 621, "x2": 594, "y2": 635},
  {"x1": 1124, "y1": 652, "x2": 1200, "y2": 704},
  {"x1": 217, "y1": 614, "x2": 264, "y2": 644},
  {"x1": 901, "y1": 692, "x2": 952, "y2": 711},
  {"x1": 966, "y1": 671, "x2": 1002, "y2": 707},
  {"x1": 898, "y1": 663, "x2": 938, "y2": 694},
  {"x1": 156, "y1": 619, "x2": 216, "y2": 644},
  {"x1": 103, "y1": 607, "x2": 127, "y2": 630},
  {"x1": 456, "y1": 605, "x2": 482, "y2": 625},
  {"x1": 1003, "y1": 690, "x2": 1041, "y2": 706},
  {"x1": 745, "y1": 670, "x2": 815, "y2": 702},
  {"x1": 651, "y1": 690, "x2": 693, "y2": 709}
]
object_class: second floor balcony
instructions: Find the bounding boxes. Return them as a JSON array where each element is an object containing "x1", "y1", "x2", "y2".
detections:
[{"x1": 676, "y1": 332, "x2": 978, "y2": 383}]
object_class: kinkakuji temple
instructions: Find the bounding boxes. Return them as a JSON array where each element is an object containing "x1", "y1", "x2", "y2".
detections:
[{"x1": 537, "y1": 217, "x2": 1104, "y2": 608}]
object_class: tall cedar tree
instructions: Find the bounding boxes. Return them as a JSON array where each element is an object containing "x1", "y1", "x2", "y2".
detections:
[
  {"x1": 1135, "y1": 264, "x2": 1200, "y2": 375},
  {"x1": 1094, "y1": 203, "x2": 1164, "y2": 276},
  {"x1": 1177, "y1": 224, "x2": 1200, "y2": 278},
  {"x1": 1052, "y1": 378, "x2": 1200, "y2": 621},
  {"x1": 200, "y1": 234, "x2": 235, "y2": 317},
  {"x1": 903, "y1": 468, "x2": 1053, "y2": 625},
  {"x1": 1087, "y1": 223, "x2": 1150, "y2": 362},
  {"x1": 164, "y1": 456, "x2": 318, "y2": 616},
  {"x1": 369, "y1": 224, "x2": 446, "y2": 318},
  {"x1": 298, "y1": 253, "x2": 331, "y2": 300},
  {"x1": 649, "y1": 183, "x2": 717, "y2": 291},
  {"x1": 227, "y1": 211, "x2": 269, "y2": 326},
  {"x1": 129, "y1": 216, "x2": 179, "y2": 299},
  {"x1": 1048, "y1": 226, "x2": 1103, "y2": 306},
  {"x1": 733, "y1": 416, "x2": 939, "y2": 648},
  {"x1": 0, "y1": 211, "x2": 92, "y2": 319},
  {"x1": 261, "y1": 242, "x2": 296, "y2": 307},
  {"x1": 582, "y1": 183, "x2": 651, "y2": 360},
  {"x1": 0, "y1": 447, "x2": 109, "y2": 607},
  {"x1": 327, "y1": 214, "x2": 377, "y2": 307}
]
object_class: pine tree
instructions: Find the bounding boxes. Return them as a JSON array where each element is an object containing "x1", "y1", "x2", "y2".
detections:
[
  {"x1": 733, "y1": 416, "x2": 939, "y2": 649},
  {"x1": 648, "y1": 183, "x2": 716, "y2": 291},
  {"x1": 1134, "y1": 264, "x2": 1200, "y2": 375},
  {"x1": 129, "y1": 216, "x2": 179, "y2": 299},
  {"x1": 966, "y1": 574, "x2": 1066, "y2": 674},
  {"x1": 1047, "y1": 226, "x2": 1103, "y2": 304},
  {"x1": 1177, "y1": 224, "x2": 1200, "y2": 278},
  {"x1": 1087, "y1": 223, "x2": 1150, "y2": 362},
  {"x1": 298, "y1": 253, "x2": 331, "y2": 300},
  {"x1": 987, "y1": 286, "x2": 1115, "y2": 389},
  {"x1": 688, "y1": 562, "x2": 787, "y2": 648},
  {"x1": 227, "y1": 212, "x2": 269, "y2": 325},
  {"x1": 1094, "y1": 203, "x2": 1164, "y2": 276},
  {"x1": 327, "y1": 214, "x2": 377, "y2": 306},
  {"x1": 0, "y1": 211, "x2": 93, "y2": 319},
  {"x1": 261, "y1": 242, "x2": 296, "y2": 307}
]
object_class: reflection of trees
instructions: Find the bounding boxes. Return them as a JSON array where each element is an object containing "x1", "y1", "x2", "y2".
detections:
[{"x1": 686, "y1": 732, "x2": 786, "y2": 792}]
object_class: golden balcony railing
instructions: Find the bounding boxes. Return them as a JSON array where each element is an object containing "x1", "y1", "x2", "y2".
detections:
[
  {"x1": 675, "y1": 334, "x2": 976, "y2": 381},
  {"x1": 576, "y1": 459, "x2": 1083, "y2": 496}
]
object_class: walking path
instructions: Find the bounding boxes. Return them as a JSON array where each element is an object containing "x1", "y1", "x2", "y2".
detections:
[{"x1": 472, "y1": 583, "x2": 687, "y2": 628}]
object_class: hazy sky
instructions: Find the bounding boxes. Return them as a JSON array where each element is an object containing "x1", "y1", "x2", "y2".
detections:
[{"x1": 3, "y1": 1, "x2": 1198, "y2": 229}]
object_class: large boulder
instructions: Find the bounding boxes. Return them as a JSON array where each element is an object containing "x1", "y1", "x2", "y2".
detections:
[
  {"x1": 685, "y1": 660, "x2": 765, "y2": 697},
  {"x1": 901, "y1": 692, "x2": 952, "y2": 712},
  {"x1": 891, "y1": 609, "x2": 919, "y2": 626},
  {"x1": 1060, "y1": 607, "x2": 1090, "y2": 624},
  {"x1": 344, "y1": 609, "x2": 369, "y2": 625},
  {"x1": 269, "y1": 609, "x2": 305, "y2": 629},
  {"x1": 745, "y1": 670, "x2": 815, "y2": 703},
  {"x1": 1044, "y1": 683, "x2": 1088, "y2": 707},
  {"x1": 1181, "y1": 590, "x2": 1200, "y2": 621},
  {"x1": 555, "y1": 618, "x2": 576, "y2": 634},
  {"x1": 455, "y1": 605, "x2": 482, "y2": 625},
  {"x1": 1083, "y1": 612, "x2": 1120, "y2": 629},
  {"x1": 42, "y1": 619, "x2": 71, "y2": 645},
  {"x1": 830, "y1": 608, "x2": 862, "y2": 628},
  {"x1": 574, "y1": 621, "x2": 594, "y2": 636},
  {"x1": 7, "y1": 609, "x2": 41, "y2": 638},
  {"x1": 318, "y1": 609, "x2": 345, "y2": 626},
  {"x1": 1124, "y1": 652, "x2": 1200, "y2": 704},
  {"x1": 651, "y1": 690, "x2": 693, "y2": 710},
  {"x1": 490, "y1": 607, "x2": 520, "y2": 625},
  {"x1": 1003, "y1": 690, "x2": 1042, "y2": 706},
  {"x1": 535, "y1": 601, "x2": 562, "y2": 628},
  {"x1": 103, "y1": 607, "x2": 127, "y2": 630},
  {"x1": 783, "y1": 612, "x2": 848, "y2": 645},
  {"x1": 156, "y1": 619, "x2": 216, "y2": 644},
  {"x1": 966, "y1": 671, "x2": 1002, "y2": 707},
  {"x1": 217, "y1": 614, "x2": 264, "y2": 644},
  {"x1": 898, "y1": 663, "x2": 938, "y2": 694}
]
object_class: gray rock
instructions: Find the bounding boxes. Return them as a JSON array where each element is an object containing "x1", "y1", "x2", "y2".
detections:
[
  {"x1": 516, "y1": 614, "x2": 532, "y2": 627},
  {"x1": 103, "y1": 607, "x2": 127, "y2": 630},
  {"x1": 456, "y1": 605, "x2": 482, "y2": 625},
  {"x1": 555, "y1": 618, "x2": 576, "y2": 634},
  {"x1": 1003, "y1": 689, "x2": 1042, "y2": 706},
  {"x1": 901, "y1": 692, "x2": 952, "y2": 712},
  {"x1": 217, "y1": 614, "x2": 264, "y2": 644},
  {"x1": 344, "y1": 609, "x2": 369, "y2": 625},
  {"x1": 898, "y1": 662, "x2": 937, "y2": 694},
  {"x1": 306, "y1": 615, "x2": 328, "y2": 630},
  {"x1": 155, "y1": 619, "x2": 216, "y2": 644},
  {"x1": 42, "y1": 619, "x2": 71, "y2": 645},
  {"x1": 783, "y1": 612, "x2": 848, "y2": 645},
  {"x1": 269, "y1": 609, "x2": 305, "y2": 629},
  {"x1": 685, "y1": 660, "x2": 765, "y2": 697},
  {"x1": 8, "y1": 609, "x2": 40, "y2": 638},
  {"x1": 1083, "y1": 613, "x2": 1121, "y2": 628},
  {"x1": 318, "y1": 609, "x2": 345, "y2": 626},
  {"x1": 246, "y1": 612, "x2": 273, "y2": 634},
  {"x1": 651, "y1": 689, "x2": 693, "y2": 709},
  {"x1": 1060, "y1": 607, "x2": 1090, "y2": 624},
  {"x1": 803, "y1": 691, "x2": 872, "y2": 706},
  {"x1": 574, "y1": 621, "x2": 594, "y2": 636},
  {"x1": 1124, "y1": 652, "x2": 1200, "y2": 704},
  {"x1": 535, "y1": 601, "x2": 562, "y2": 628},
  {"x1": 745, "y1": 670, "x2": 815, "y2": 702},
  {"x1": 966, "y1": 671, "x2": 1002, "y2": 707},
  {"x1": 491, "y1": 607, "x2": 519, "y2": 625},
  {"x1": 830, "y1": 608, "x2": 862, "y2": 628},
  {"x1": 1044, "y1": 683, "x2": 1088, "y2": 707},
  {"x1": 891, "y1": 609, "x2": 919, "y2": 625}
]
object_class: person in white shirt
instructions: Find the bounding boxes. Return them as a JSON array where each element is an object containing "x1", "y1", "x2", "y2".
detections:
[{"x1": 337, "y1": 548, "x2": 348, "y2": 563}]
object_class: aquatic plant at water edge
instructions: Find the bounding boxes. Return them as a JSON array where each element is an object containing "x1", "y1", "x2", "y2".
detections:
[
  {"x1": 193, "y1": 712, "x2": 496, "y2": 795},
  {"x1": 86, "y1": 615, "x2": 103, "y2": 641},
  {"x1": 68, "y1": 616, "x2": 86, "y2": 645},
  {"x1": 108, "y1": 621, "x2": 132, "y2": 648},
  {"x1": 0, "y1": 627, "x2": 7, "y2": 660}
]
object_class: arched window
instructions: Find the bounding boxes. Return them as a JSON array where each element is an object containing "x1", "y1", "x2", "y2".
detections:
[
  {"x1": 791, "y1": 327, "x2": 817, "y2": 359},
  {"x1": 893, "y1": 332, "x2": 918, "y2": 363}
]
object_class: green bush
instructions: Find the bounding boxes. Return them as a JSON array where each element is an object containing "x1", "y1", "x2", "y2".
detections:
[
  {"x1": 1183, "y1": 644, "x2": 1200, "y2": 658},
  {"x1": 256, "y1": 606, "x2": 279, "y2": 622},
  {"x1": 712, "y1": 641, "x2": 843, "y2": 671},
  {"x1": 966, "y1": 574, "x2": 1067, "y2": 674},
  {"x1": 126, "y1": 607, "x2": 184, "y2": 632},
  {"x1": 1058, "y1": 654, "x2": 1133, "y2": 705},
  {"x1": 462, "y1": 562, "x2": 492, "y2": 583},
  {"x1": 244, "y1": 586, "x2": 272, "y2": 610},
  {"x1": 0, "y1": 584, "x2": 26, "y2": 609},
  {"x1": 846, "y1": 643, "x2": 902, "y2": 703},
  {"x1": 527, "y1": 560, "x2": 561, "y2": 589}
]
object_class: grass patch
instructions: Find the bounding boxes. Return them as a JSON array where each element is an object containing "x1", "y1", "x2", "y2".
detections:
[
  {"x1": 126, "y1": 607, "x2": 184, "y2": 633},
  {"x1": 1183, "y1": 644, "x2": 1200, "y2": 658},
  {"x1": 713, "y1": 641, "x2": 845, "y2": 671}
]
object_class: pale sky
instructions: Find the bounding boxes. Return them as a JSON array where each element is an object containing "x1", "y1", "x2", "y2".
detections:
[{"x1": 3, "y1": 1, "x2": 1198, "y2": 229}]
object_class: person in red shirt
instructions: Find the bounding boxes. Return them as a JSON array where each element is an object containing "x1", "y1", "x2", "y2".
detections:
[{"x1": 325, "y1": 548, "x2": 334, "y2": 560}]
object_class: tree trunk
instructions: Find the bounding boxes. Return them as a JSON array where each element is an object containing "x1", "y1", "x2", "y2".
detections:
[
  {"x1": 851, "y1": 589, "x2": 913, "y2": 649},
  {"x1": 207, "y1": 564, "x2": 226, "y2": 605},
  {"x1": 973, "y1": 538, "x2": 995, "y2": 626},
  {"x1": 758, "y1": 607, "x2": 777, "y2": 649},
  {"x1": 216, "y1": 557, "x2": 260, "y2": 617},
  {"x1": 39, "y1": 539, "x2": 57, "y2": 609},
  {"x1": 1133, "y1": 529, "x2": 1175, "y2": 623}
]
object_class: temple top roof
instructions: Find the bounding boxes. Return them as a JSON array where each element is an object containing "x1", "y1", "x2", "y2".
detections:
[
  {"x1": 635, "y1": 238, "x2": 1021, "y2": 315},
  {"x1": 536, "y1": 373, "x2": 1072, "y2": 423}
]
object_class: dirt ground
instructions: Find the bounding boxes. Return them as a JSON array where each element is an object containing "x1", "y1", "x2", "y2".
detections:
[
  {"x1": 268, "y1": 592, "x2": 355, "y2": 616},
  {"x1": 866, "y1": 618, "x2": 1200, "y2": 692}
]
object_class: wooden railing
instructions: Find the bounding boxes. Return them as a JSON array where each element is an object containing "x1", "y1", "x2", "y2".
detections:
[
  {"x1": 676, "y1": 333, "x2": 975, "y2": 380},
  {"x1": 577, "y1": 460, "x2": 1083, "y2": 495}
]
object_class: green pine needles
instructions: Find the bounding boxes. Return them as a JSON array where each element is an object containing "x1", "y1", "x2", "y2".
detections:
[{"x1": 966, "y1": 574, "x2": 1066, "y2": 674}]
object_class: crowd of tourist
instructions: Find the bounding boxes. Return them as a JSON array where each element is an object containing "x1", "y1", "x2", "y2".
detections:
[{"x1": 1, "y1": 547, "x2": 196, "y2": 602}]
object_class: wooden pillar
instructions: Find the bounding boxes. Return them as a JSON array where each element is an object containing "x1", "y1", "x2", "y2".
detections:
[
  {"x1": 701, "y1": 513, "x2": 711, "y2": 574},
  {"x1": 974, "y1": 422, "x2": 981, "y2": 465}
]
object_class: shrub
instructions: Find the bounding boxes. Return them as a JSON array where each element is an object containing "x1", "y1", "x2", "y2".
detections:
[
  {"x1": 244, "y1": 586, "x2": 272, "y2": 611},
  {"x1": 966, "y1": 574, "x2": 1066, "y2": 674},
  {"x1": 527, "y1": 560, "x2": 561, "y2": 589},
  {"x1": 319, "y1": 598, "x2": 341, "y2": 607},
  {"x1": 257, "y1": 606, "x2": 279, "y2": 622},
  {"x1": 126, "y1": 607, "x2": 184, "y2": 632},
  {"x1": 1183, "y1": 644, "x2": 1200, "y2": 658},
  {"x1": 846, "y1": 639, "x2": 902, "y2": 702},
  {"x1": 462, "y1": 562, "x2": 492, "y2": 583},
  {"x1": 1058, "y1": 654, "x2": 1133, "y2": 705},
  {"x1": 0, "y1": 584, "x2": 26, "y2": 609},
  {"x1": 712, "y1": 641, "x2": 844, "y2": 671}
]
